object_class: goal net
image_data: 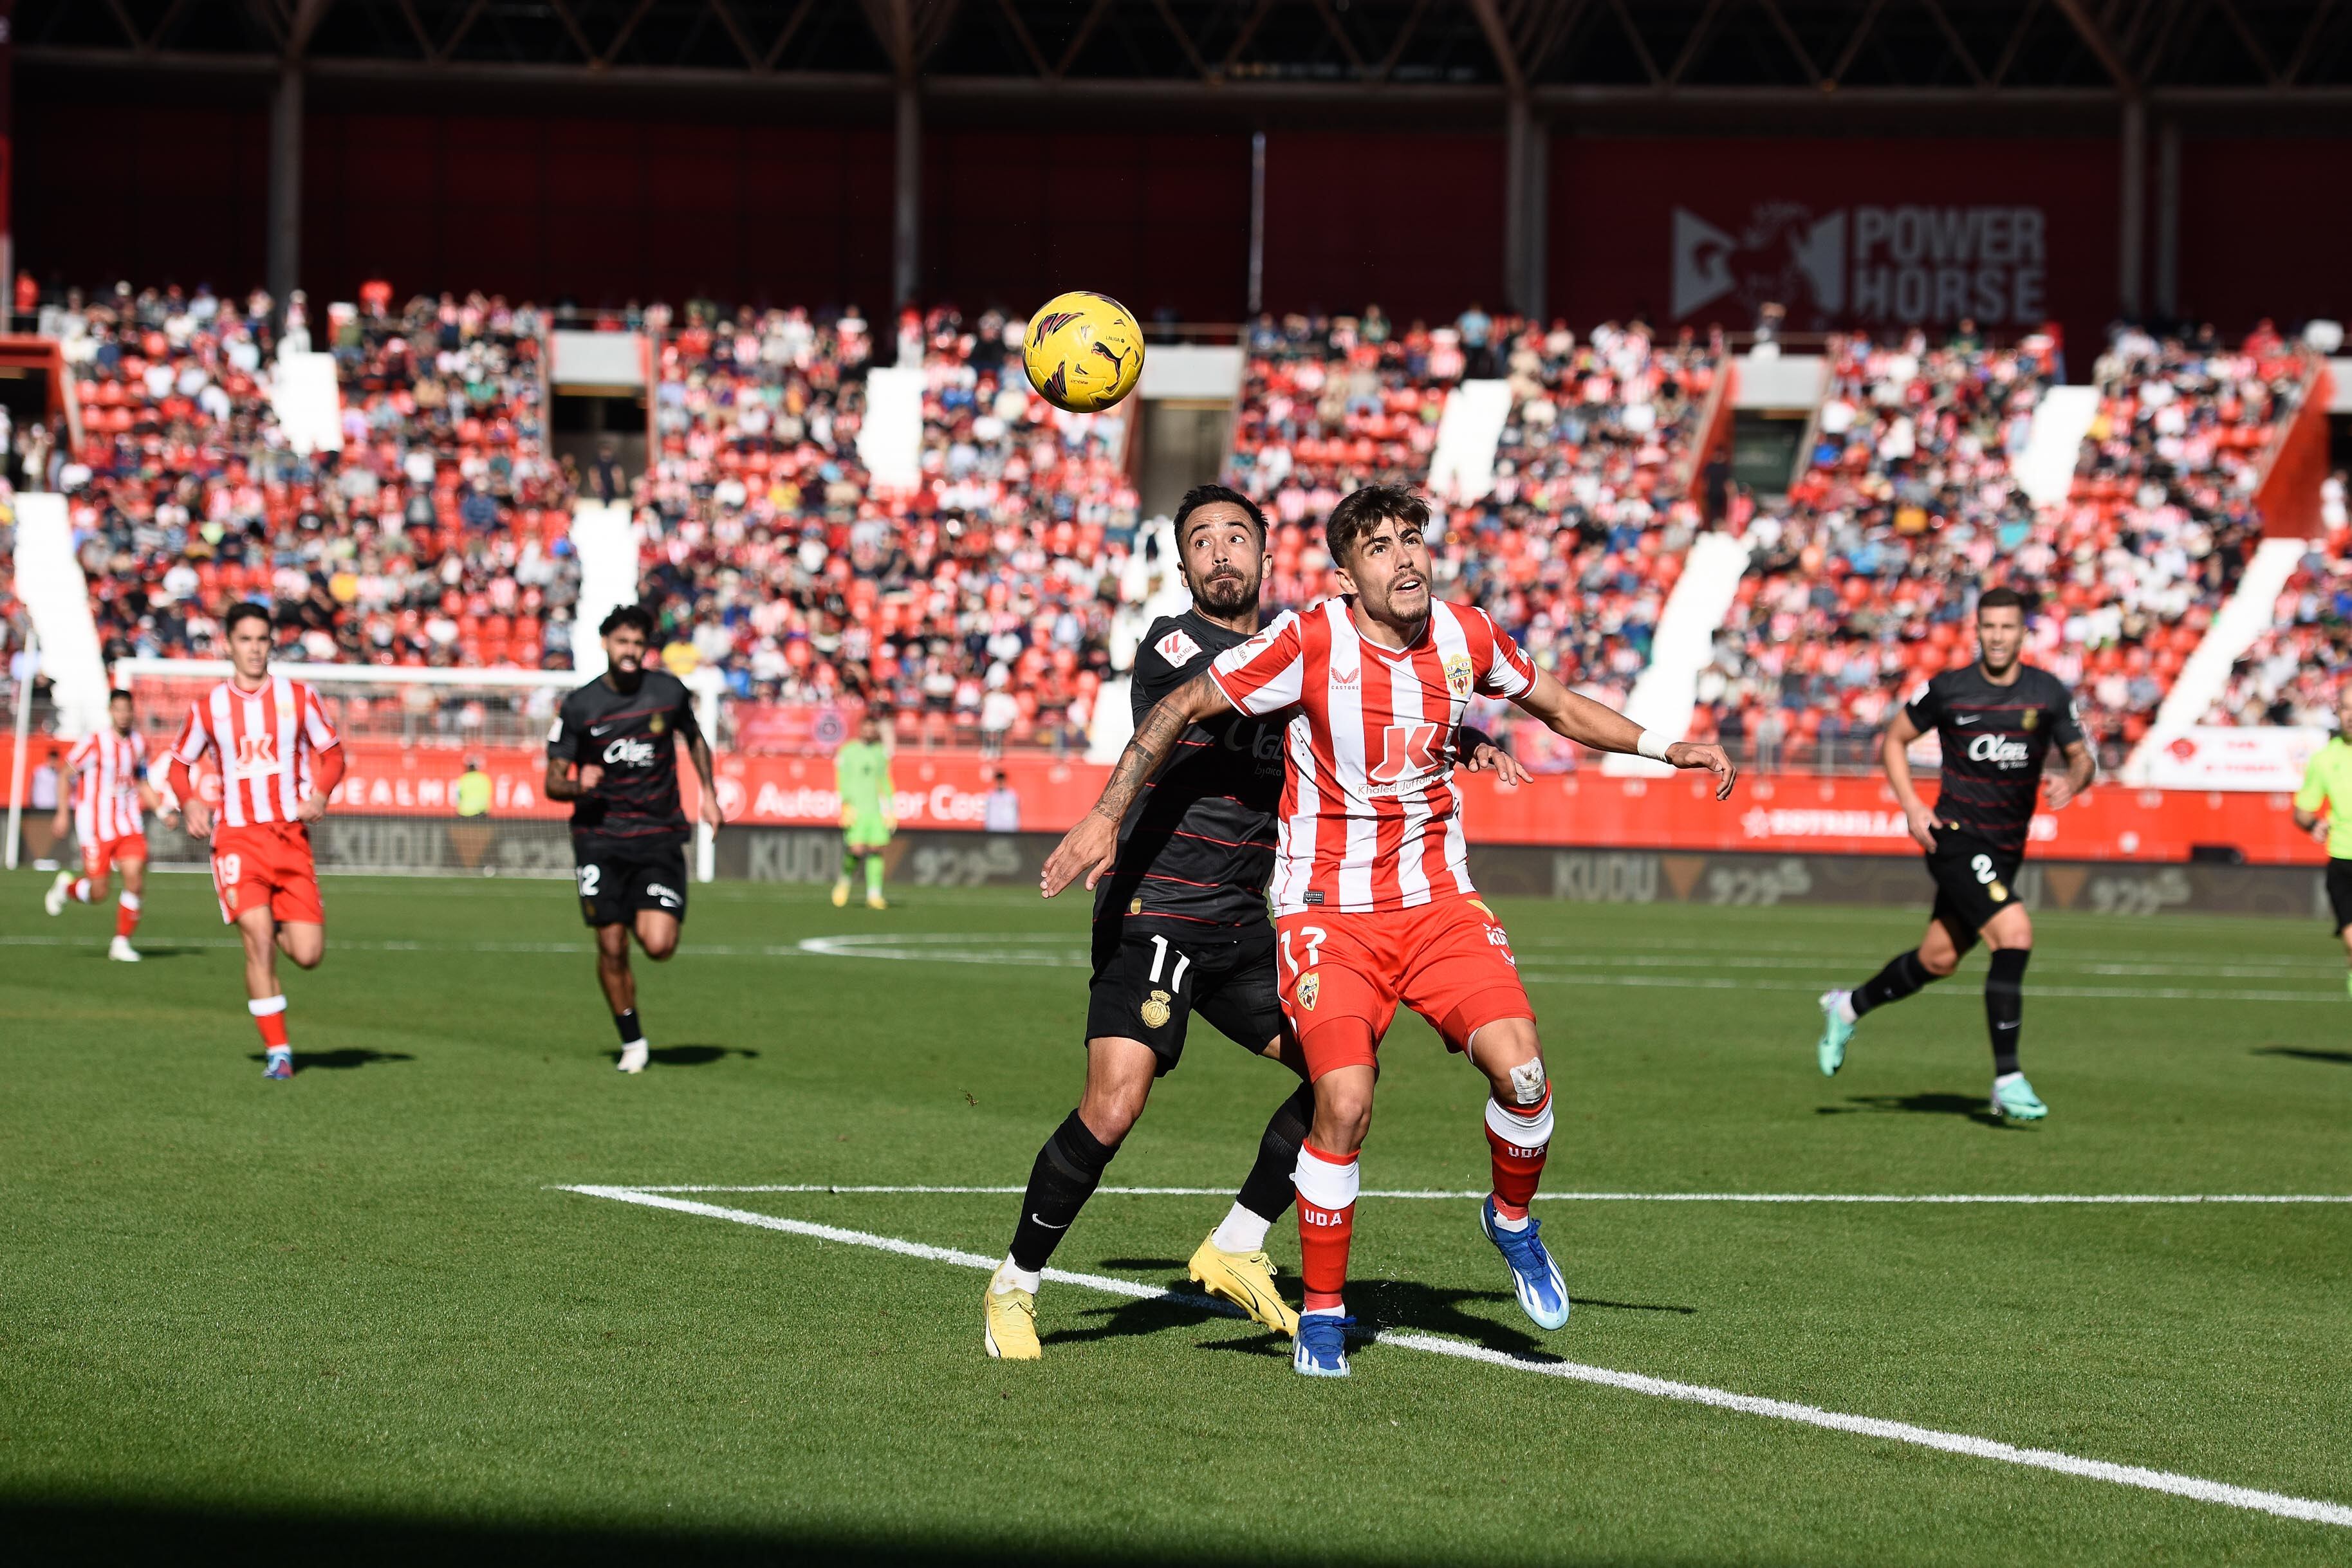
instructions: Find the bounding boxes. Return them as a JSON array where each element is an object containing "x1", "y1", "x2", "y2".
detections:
[{"x1": 112, "y1": 659, "x2": 723, "y2": 881}]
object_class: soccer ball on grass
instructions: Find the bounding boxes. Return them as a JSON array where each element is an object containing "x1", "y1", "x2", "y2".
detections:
[{"x1": 1023, "y1": 291, "x2": 1145, "y2": 412}]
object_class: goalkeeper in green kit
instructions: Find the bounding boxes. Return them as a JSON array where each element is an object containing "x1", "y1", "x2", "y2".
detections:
[{"x1": 833, "y1": 710, "x2": 895, "y2": 910}]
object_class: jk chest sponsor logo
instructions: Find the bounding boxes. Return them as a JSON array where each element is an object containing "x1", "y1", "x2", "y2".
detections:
[
  {"x1": 1967, "y1": 733, "x2": 2032, "y2": 767},
  {"x1": 603, "y1": 737, "x2": 659, "y2": 766}
]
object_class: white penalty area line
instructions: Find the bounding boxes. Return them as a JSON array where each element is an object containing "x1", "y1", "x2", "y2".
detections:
[
  {"x1": 616, "y1": 1183, "x2": 2352, "y2": 1204},
  {"x1": 560, "y1": 1184, "x2": 2352, "y2": 1532}
]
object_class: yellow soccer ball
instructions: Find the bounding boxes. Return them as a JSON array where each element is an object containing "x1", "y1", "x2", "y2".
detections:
[{"x1": 1022, "y1": 291, "x2": 1145, "y2": 412}]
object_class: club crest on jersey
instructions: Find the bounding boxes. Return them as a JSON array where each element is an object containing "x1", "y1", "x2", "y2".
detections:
[
  {"x1": 1154, "y1": 628, "x2": 1203, "y2": 666},
  {"x1": 1140, "y1": 990, "x2": 1172, "y2": 1029},
  {"x1": 1129, "y1": 897, "x2": 1144, "y2": 916},
  {"x1": 651, "y1": 714, "x2": 667, "y2": 735},
  {"x1": 1443, "y1": 653, "x2": 1474, "y2": 700},
  {"x1": 2021, "y1": 709, "x2": 2038, "y2": 731},
  {"x1": 1295, "y1": 972, "x2": 1320, "y2": 1010}
]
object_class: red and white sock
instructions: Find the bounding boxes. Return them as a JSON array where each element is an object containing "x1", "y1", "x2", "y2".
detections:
[
  {"x1": 69, "y1": 878, "x2": 93, "y2": 904},
  {"x1": 1293, "y1": 1140, "x2": 1360, "y2": 1314},
  {"x1": 1484, "y1": 1085, "x2": 1553, "y2": 1228},
  {"x1": 250, "y1": 994, "x2": 290, "y2": 1053},
  {"x1": 115, "y1": 891, "x2": 141, "y2": 940}
]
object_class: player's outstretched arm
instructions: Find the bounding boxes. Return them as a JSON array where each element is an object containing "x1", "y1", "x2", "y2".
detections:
[
  {"x1": 1511, "y1": 669, "x2": 1737, "y2": 800},
  {"x1": 544, "y1": 755, "x2": 602, "y2": 802},
  {"x1": 1880, "y1": 710, "x2": 1940, "y2": 851},
  {"x1": 1041, "y1": 672, "x2": 1234, "y2": 897},
  {"x1": 689, "y1": 735, "x2": 725, "y2": 827},
  {"x1": 2043, "y1": 739, "x2": 2096, "y2": 811}
]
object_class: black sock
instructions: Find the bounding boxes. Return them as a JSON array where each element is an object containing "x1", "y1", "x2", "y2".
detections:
[
  {"x1": 1008, "y1": 1111, "x2": 1118, "y2": 1273},
  {"x1": 613, "y1": 1008, "x2": 644, "y2": 1046},
  {"x1": 1851, "y1": 951, "x2": 1937, "y2": 1019},
  {"x1": 1986, "y1": 948, "x2": 2029, "y2": 1076},
  {"x1": 1234, "y1": 1083, "x2": 1315, "y2": 1222}
]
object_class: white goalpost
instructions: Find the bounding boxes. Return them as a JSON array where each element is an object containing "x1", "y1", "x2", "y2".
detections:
[{"x1": 113, "y1": 659, "x2": 726, "y2": 882}]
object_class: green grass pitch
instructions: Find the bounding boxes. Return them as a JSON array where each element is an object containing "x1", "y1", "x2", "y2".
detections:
[{"x1": 2, "y1": 863, "x2": 2349, "y2": 1564}]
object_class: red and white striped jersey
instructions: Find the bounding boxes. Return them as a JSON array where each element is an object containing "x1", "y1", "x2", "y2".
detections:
[
  {"x1": 1207, "y1": 596, "x2": 1539, "y2": 916},
  {"x1": 171, "y1": 676, "x2": 342, "y2": 827},
  {"x1": 68, "y1": 728, "x2": 149, "y2": 842}
]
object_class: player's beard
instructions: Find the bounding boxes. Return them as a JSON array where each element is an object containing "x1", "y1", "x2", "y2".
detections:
[{"x1": 1194, "y1": 569, "x2": 1259, "y2": 617}]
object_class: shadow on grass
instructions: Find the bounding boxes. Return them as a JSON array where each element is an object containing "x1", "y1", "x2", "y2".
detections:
[
  {"x1": 2254, "y1": 1046, "x2": 2352, "y2": 1066},
  {"x1": 1816, "y1": 1091, "x2": 2008, "y2": 1128},
  {"x1": 602, "y1": 1044, "x2": 759, "y2": 1068},
  {"x1": 244, "y1": 1049, "x2": 416, "y2": 1073},
  {"x1": 2, "y1": 1499, "x2": 1310, "y2": 1565}
]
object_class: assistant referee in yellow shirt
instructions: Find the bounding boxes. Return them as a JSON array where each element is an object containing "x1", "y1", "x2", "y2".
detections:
[{"x1": 2292, "y1": 684, "x2": 2352, "y2": 996}]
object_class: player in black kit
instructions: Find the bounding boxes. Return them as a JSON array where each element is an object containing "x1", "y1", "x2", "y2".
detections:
[
  {"x1": 1815, "y1": 587, "x2": 2095, "y2": 1121},
  {"x1": 981, "y1": 484, "x2": 1522, "y2": 1358},
  {"x1": 546, "y1": 605, "x2": 724, "y2": 1074}
]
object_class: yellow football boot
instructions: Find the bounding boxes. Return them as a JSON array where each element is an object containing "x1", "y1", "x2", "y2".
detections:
[
  {"x1": 983, "y1": 1277, "x2": 1041, "y2": 1360},
  {"x1": 1187, "y1": 1237, "x2": 1299, "y2": 1336},
  {"x1": 830, "y1": 880, "x2": 850, "y2": 908},
  {"x1": 866, "y1": 892, "x2": 889, "y2": 910}
]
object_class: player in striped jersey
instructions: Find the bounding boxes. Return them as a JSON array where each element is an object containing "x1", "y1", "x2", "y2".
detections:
[
  {"x1": 1042, "y1": 486, "x2": 1738, "y2": 1376},
  {"x1": 164, "y1": 604, "x2": 348, "y2": 1080},
  {"x1": 44, "y1": 689, "x2": 163, "y2": 961}
]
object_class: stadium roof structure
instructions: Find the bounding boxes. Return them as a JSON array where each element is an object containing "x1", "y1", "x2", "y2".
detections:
[
  {"x1": 24, "y1": 1, "x2": 2352, "y2": 115},
  {"x1": 21, "y1": 2, "x2": 2351, "y2": 317}
]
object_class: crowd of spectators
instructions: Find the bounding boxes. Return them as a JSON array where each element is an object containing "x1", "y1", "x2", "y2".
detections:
[
  {"x1": 1692, "y1": 322, "x2": 2311, "y2": 769},
  {"x1": 635, "y1": 301, "x2": 1137, "y2": 750},
  {"x1": 2208, "y1": 472, "x2": 2352, "y2": 725},
  {"x1": 1, "y1": 284, "x2": 2329, "y2": 767},
  {"x1": 0, "y1": 281, "x2": 576, "y2": 677}
]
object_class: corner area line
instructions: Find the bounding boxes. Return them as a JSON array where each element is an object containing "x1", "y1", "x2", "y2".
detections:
[
  {"x1": 561, "y1": 1185, "x2": 2352, "y2": 1532},
  {"x1": 611, "y1": 1184, "x2": 2352, "y2": 1204}
]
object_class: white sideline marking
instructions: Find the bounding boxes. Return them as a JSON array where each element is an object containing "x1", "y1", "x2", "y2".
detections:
[
  {"x1": 562, "y1": 1184, "x2": 2352, "y2": 1531},
  {"x1": 790, "y1": 934, "x2": 2352, "y2": 1004},
  {"x1": 616, "y1": 1183, "x2": 2352, "y2": 1204}
]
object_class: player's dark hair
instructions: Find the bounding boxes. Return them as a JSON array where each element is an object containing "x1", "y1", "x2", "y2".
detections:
[
  {"x1": 1171, "y1": 483, "x2": 1267, "y2": 546},
  {"x1": 1976, "y1": 586, "x2": 2029, "y2": 618},
  {"x1": 1325, "y1": 484, "x2": 1431, "y2": 569},
  {"x1": 223, "y1": 602, "x2": 273, "y2": 636},
  {"x1": 599, "y1": 604, "x2": 657, "y2": 639},
  {"x1": 108, "y1": 689, "x2": 133, "y2": 704}
]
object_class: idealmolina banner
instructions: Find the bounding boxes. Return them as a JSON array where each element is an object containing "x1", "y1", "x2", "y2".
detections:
[
  {"x1": 313, "y1": 745, "x2": 2323, "y2": 866},
  {"x1": 6, "y1": 739, "x2": 2321, "y2": 868}
]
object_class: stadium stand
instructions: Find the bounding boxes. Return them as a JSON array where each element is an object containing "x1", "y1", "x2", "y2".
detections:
[
  {"x1": 1698, "y1": 324, "x2": 2313, "y2": 770},
  {"x1": 6, "y1": 286, "x2": 2331, "y2": 771},
  {"x1": 2206, "y1": 475, "x2": 2352, "y2": 724}
]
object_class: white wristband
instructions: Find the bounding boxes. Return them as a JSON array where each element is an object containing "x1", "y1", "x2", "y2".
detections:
[{"x1": 1634, "y1": 730, "x2": 1674, "y2": 762}]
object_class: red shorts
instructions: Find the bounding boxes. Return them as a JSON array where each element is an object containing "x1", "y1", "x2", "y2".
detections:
[
  {"x1": 82, "y1": 831, "x2": 148, "y2": 878},
  {"x1": 1275, "y1": 894, "x2": 1534, "y2": 1080},
  {"x1": 211, "y1": 822, "x2": 324, "y2": 927}
]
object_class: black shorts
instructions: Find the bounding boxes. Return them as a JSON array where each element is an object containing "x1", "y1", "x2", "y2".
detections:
[
  {"x1": 573, "y1": 834, "x2": 690, "y2": 928},
  {"x1": 1926, "y1": 826, "x2": 2022, "y2": 940},
  {"x1": 1086, "y1": 919, "x2": 1284, "y2": 1076},
  {"x1": 2328, "y1": 860, "x2": 2352, "y2": 934}
]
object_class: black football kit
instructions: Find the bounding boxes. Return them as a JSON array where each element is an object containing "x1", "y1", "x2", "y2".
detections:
[
  {"x1": 1839, "y1": 659, "x2": 2088, "y2": 1094},
  {"x1": 548, "y1": 669, "x2": 701, "y2": 928},
  {"x1": 1086, "y1": 609, "x2": 1288, "y2": 1073}
]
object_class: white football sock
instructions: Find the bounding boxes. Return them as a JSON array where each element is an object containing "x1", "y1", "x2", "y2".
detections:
[
  {"x1": 993, "y1": 1255, "x2": 1041, "y2": 1295},
  {"x1": 1490, "y1": 1206, "x2": 1532, "y2": 1233},
  {"x1": 1833, "y1": 991, "x2": 1858, "y2": 1026},
  {"x1": 1994, "y1": 1070, "x2": 2023, "y2": 1088},
  {"x1": 1210, "y1": 1202, "x2": 1272, "y2": 1254}
]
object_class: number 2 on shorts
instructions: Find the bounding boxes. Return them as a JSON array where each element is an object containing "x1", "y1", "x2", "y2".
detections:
[{"x1": 578, "y1": 864, "x2": 602, "y2": 898}]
